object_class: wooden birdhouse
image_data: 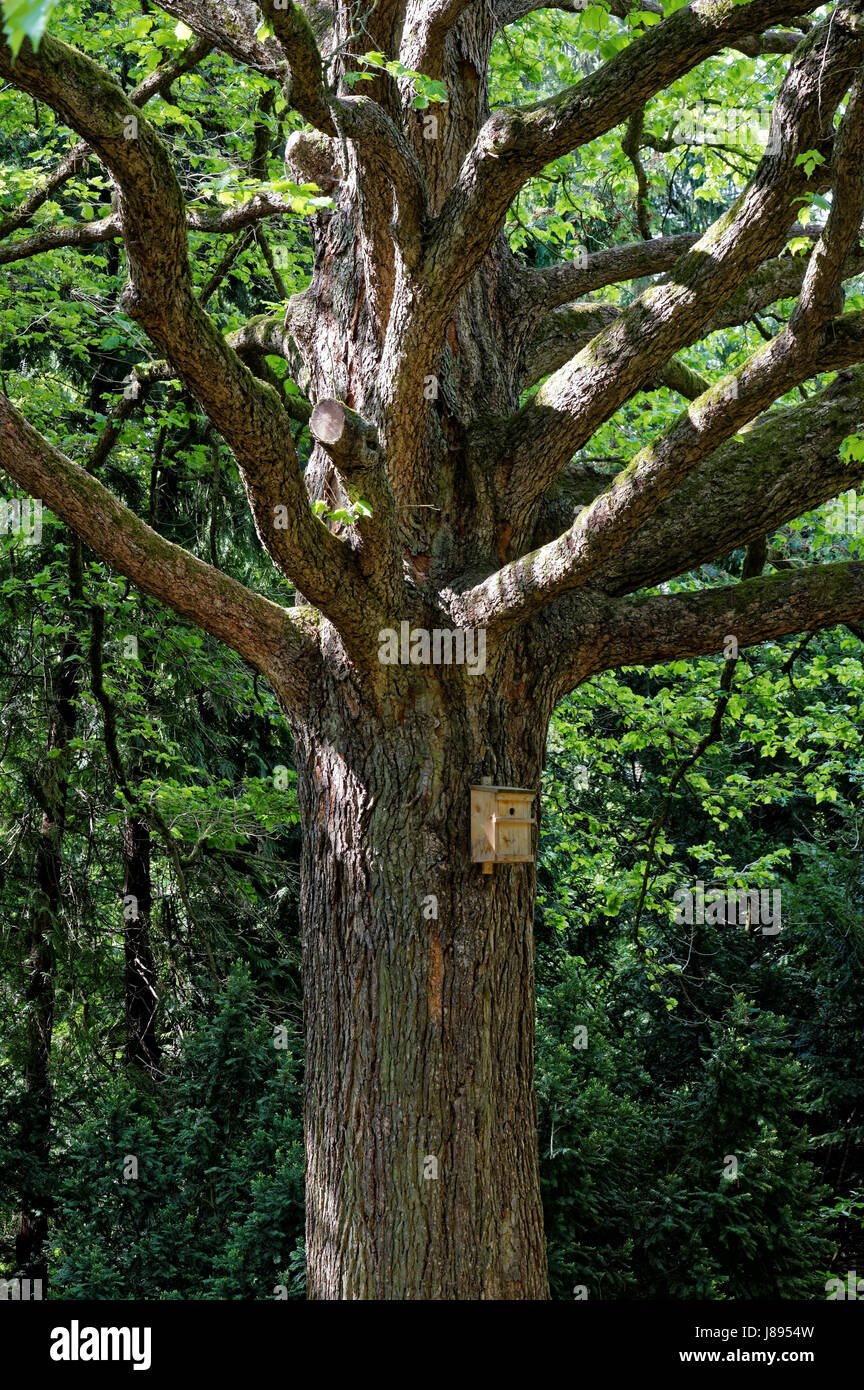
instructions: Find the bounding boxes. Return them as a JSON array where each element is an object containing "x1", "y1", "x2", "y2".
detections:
[{"x1": 470, "y1": 782, "x2": 536, "y2": 873}]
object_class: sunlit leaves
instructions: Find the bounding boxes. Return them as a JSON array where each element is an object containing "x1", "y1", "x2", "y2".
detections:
[
  {"x1": 344, "y1": 51, "x2": 448, "y2": 110},
  {"x1": 1, "y1": 0, "x2": 61, "y2": 59}
]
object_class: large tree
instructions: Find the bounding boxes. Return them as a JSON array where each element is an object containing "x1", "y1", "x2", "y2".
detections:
[{"x1": 3, "y1": 0, "x2": 864, "y2": 1299}]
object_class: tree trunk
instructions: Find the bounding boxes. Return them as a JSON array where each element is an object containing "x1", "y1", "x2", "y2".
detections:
[
  {"x1": 87, "y1": 604, "x2": 164, "y2": 1076},
  {"x1": 294, "y1": 659, "x2": 553, "y2": 1299},
  {"x1": 122, "y1": 813, "x2": 161, "y2": 1073}
]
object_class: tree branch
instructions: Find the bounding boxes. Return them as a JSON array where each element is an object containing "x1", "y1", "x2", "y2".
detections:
[
  {"x1": 515, "y1": 220, "x2": 833, "y2": 320},
  {"x1": 480, "y1": 11, "x2": 864, "y2": 549},
  {"x1": 0, "y1": 34, "x2": 213, "y2": 242},
  {"x1": 308, "y1": 399, "x2": 402, "y2": 588},
  {"x1": 520, "y1": 235, "x2": 864, "y2": 390},
  {"x1": 494, "y1": 0, "x2": 810, "y2": 59},
  {"x1": 0, "y1": 214, "x2": 121, "y2": 265},
  {"x1": 621, "y1": 107, "x2": 652, "y2": 240},
  {"x1": 0, "y1": 27, "x2": 375, "y2": 638},
  {"x1": 0, "y1": 392, "x2": 320, "y2": 703},
  {"x1": 427, "y1": 0, "x2": 820, "y2": 296},
  {"x1": 514, "y1": 232, "x2": 702, "y2": 315},
  {"x1": 454, "y1": 307, "x2": 864, "y2": 638},
  {"x1": 586, "y1": 365, "x2": 864, "y2": 599},
  {"x1": 310, "y1": 399, "x2": 380, "y2": 470},
  {"x1": 0, "y1": 190, "x2": 324, "y2": 269},
  {"x1": 153, "y1": 0, "x2": 283, "y2": 76},
  {"x1": 585, "y1": 561, "x2": 864, "y2": 684},
  {"x1": 256, "y1": 0, "x2": 336, "y2": 133},
  {"x1": 403, "y1": 0, "x2": 474, "y2": 76},
  {"x1": 378, "y1": 0, "x2": 832, "y2": 500}
]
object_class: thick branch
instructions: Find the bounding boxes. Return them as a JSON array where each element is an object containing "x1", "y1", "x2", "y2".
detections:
[
  {"x1": 427, "y1": 0, "x2": 819, "y2": 297},
  {"x1": 517, "y1": 222, "x2": 832, "y2": 320},
  {"x1": 494, "y1": 0, "x2": 810, "y2": 58},
  {"x1": 0, "y1": 214, "x2": 120, "y2": 265},
  {"x1": 529, "y1": 362, "x2": 864, "y2": 605},
  {"x1": 0, "y1": 35, "x2": 212, "y2": 242},
  {"x1": 455, "y1": 260, "x2": 864, "y2": 636},
  {"x1": 227, "y1": 298, "x2": 313, "y2": 394},
  {"x1": 516, "y1": 233, "x2": 701, "y2": 315},
  {"x1": 586, "y1": 561, "x2": 864, "y2": 682},
  {"x1": 284, "y1": 128, "x2": 340, "y2": 191},
  {"x1": 0, "y1": 28, "x2": 373, "y2": 634},
  {"x1": 456, "y1": 309, "x2": 864, "y2": 637},
  {"x1": 403, "y1": 0, "x2": 474, "y2": 76},
  {"x1": 791, "y1": 66, "x2": 864, "y2": 330},
  {"x1": 588, "y1": 366, "x2": 864, "y2": 599},
  {"x1": 310, "y1": 400, "x2": 380, "y2": 470},
  {"x1": 379, "y1": 1, "x2": 830, "y2": 498},
  {"x1": 521, "y1": 238, "x2": 864, "y2": 390},
  {"x1": 257, "y1": 0, "x2": 336, "y2": 133},
  {"x1": 0, "y1": 393, "x2": 319, "y2": 702},
  {"x1": 153, "y1": 1, "x2": 283, "y2": 75},
  {"x1": 484, "y1": 11, "x2": 864, "y2": 545}
]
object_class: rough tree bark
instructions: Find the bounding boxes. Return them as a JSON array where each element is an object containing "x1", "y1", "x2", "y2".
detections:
[
  {"x1": 296, "y1": 657, "x2": 557, "y2": 1298},
  {"x1": 4, "y1": 1, "x2": 864, "y2": 1299}
]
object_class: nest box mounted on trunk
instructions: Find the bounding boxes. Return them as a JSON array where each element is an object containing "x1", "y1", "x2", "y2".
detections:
[{"x1": 470, "y1": 780, "x2": 537, "y2": 874}]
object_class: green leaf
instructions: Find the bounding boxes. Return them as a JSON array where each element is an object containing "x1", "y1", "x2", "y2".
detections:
[
  {"x1": 794, "y1": 149, "x2": 827, "y2": 178},
  {"x1": 2, "y1": 0, "x2": 62, "y2": 58},
  {"x1": 840, "y1": 434, "x2": 864, "y2": 465},
  {"x1": 581, "y1": 4, "x2": 610, "y2": 34}
]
